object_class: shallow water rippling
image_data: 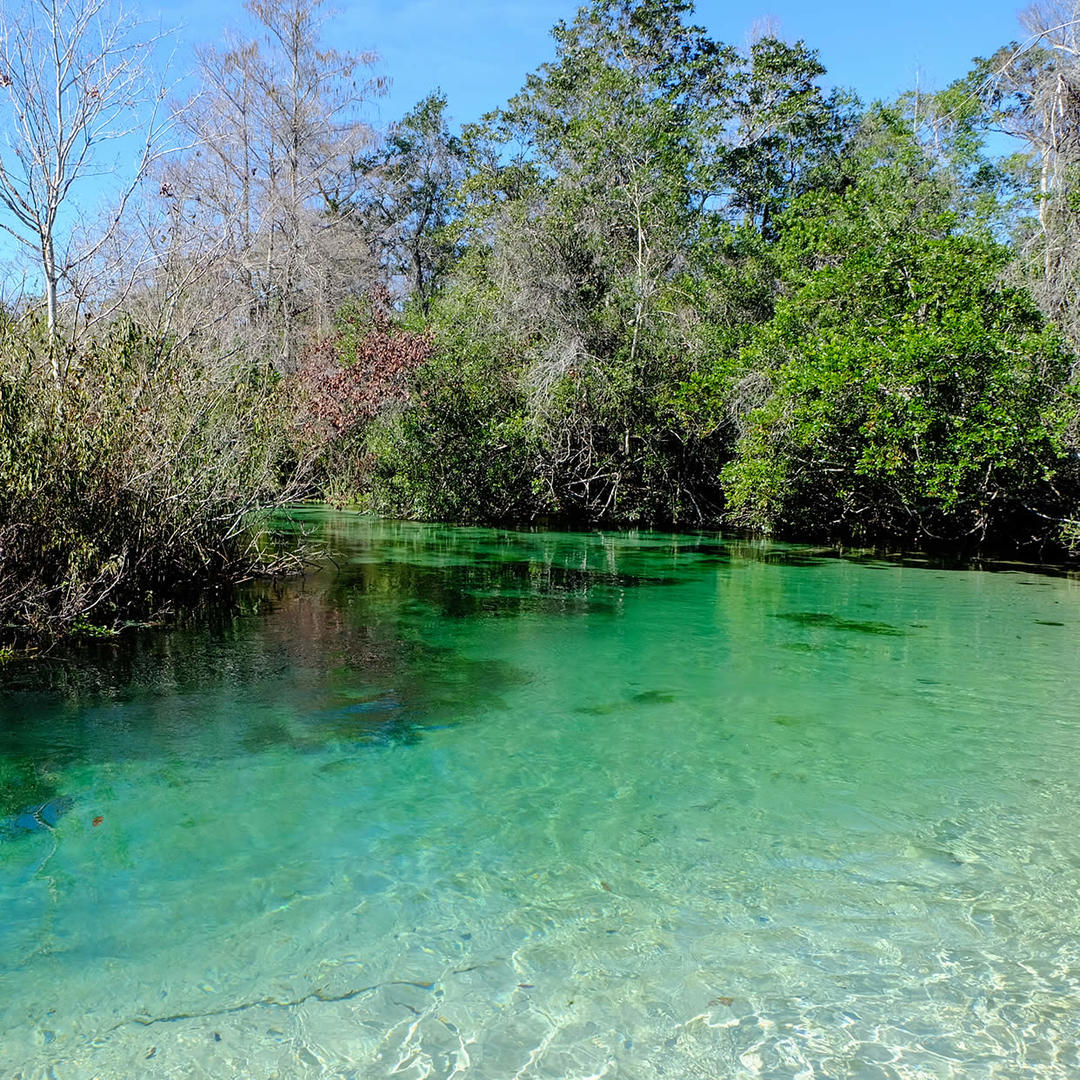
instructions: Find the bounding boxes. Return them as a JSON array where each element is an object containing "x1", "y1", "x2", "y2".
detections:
[{"x1": 2, "y1": 513, "x2": 1080, "y2": 1078}]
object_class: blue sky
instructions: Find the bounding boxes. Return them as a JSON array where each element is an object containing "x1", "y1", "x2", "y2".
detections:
[{"x1": 150, "y1": 0, "x2": 1033, "y2": 128}]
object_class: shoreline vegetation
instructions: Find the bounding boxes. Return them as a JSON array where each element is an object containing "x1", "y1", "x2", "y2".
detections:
[{"x1": 3, "y1": 0, "x2": 1080, "y2": 643}]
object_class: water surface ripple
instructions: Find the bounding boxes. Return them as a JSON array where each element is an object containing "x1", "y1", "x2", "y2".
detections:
[{"x1": 2, "y1": 512, "x2": 1079, "y2": 1078}]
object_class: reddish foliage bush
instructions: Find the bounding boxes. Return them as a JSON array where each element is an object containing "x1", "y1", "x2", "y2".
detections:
[{"x1": 295, "y1": 299, "x2": 433, "y2": 441}]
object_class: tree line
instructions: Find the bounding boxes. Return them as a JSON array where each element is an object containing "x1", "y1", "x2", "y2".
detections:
[{"x1": 2, "y1": 0, "x2": 1080, "y2": 640}]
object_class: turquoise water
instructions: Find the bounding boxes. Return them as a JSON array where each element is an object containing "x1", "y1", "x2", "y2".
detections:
[{"x1": 2, "y1": 511, "x2": 1080, "y2": 1079}]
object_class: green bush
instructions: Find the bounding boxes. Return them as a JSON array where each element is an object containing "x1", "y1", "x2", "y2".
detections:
[
  {"x1": 715, "y1": 189, "x2": 1075, "y2": 546},
  {"x1": 0, "y1": 319, "x2": 304, "y2": 641},
  {"x1": 364, "y1": 331, "x2": 543, "y2": 523}
]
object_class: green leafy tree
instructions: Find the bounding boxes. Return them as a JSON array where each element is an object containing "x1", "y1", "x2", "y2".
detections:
[
  {"x1": 721, "y1": 36, "x2": 857, "y2": 235},
  {"x1": 356, "y1": 92, "x2": 466, "y2": 313},
  {"x1": 716, "y1": 125, "x2": 1074, "y2": 546},
  {"x1": 407, "y1": 1, "x2": 744, "y2": 520}
]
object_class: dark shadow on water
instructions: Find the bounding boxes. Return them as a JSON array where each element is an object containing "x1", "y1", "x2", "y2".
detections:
[
  {"x1": 0, "y1": 570, "x2": 531, "y2": 826},
  {"x1": 575, "y1": 688, "x2": 680, "y2": 716},
  {"x1": 772, "y1": 611, "x2": 906, "y2": 636},
  {"x1": 324, "y1": 555, "x2": 688, "y2": 622},
  {"x1": 6, "y1": 509, "x2": 1065, "y2": 829},
  {"x1": 3, "y1": 515, "x2": 712, "y2": 823}
]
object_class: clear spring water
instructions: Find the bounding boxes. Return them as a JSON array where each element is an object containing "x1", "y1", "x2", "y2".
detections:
[{"x1": 2, "y1": 510, "x2": 1080, "y2": 1079}]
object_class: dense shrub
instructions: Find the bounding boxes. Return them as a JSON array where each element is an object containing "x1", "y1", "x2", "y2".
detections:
[
  {"x1": 363, "y1": 326, "x2": 543, "y2": 523},
  {"x1": 292, "y1": 294, "x2": 434, "y2": 504},
  {"x1": 0, "y1": 320, "x2": 304, "y2": 641},
  {"x1": 712, "y1": 174, "x2": 1078, "y2": 548}
]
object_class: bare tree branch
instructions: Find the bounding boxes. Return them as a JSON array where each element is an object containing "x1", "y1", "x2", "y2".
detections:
[{"x1": 0, "y1": 0, "x2": 174, "y2": 377}]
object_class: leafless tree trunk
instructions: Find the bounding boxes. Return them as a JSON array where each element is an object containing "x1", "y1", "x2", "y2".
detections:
[
  {"x1": 0, "y1": 0, "x2": 171, "y2": 379},
  {"x1": 164, "y1": 0, "x2": 384, "y2": 370}
]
